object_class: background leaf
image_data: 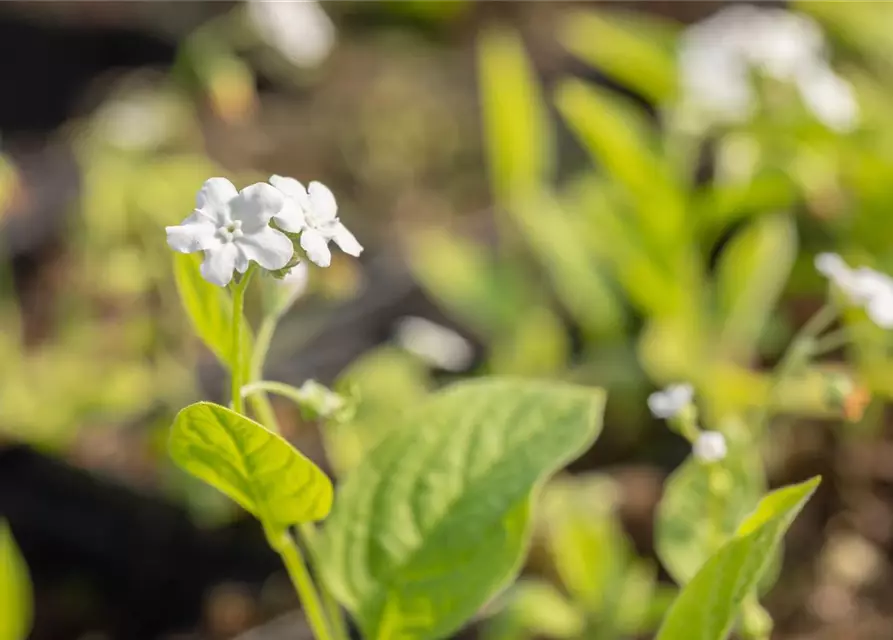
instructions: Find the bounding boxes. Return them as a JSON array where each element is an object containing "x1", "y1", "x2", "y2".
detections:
[
  {"x1": 656, "y1": 477, "x2": 821, "y2": 640},
  {"x1": 173, "y1": 252, "x2": 254, "y2": 377},
  {"x1": 477, "y1": 27, "x2": 554, "y2": 206},
  {"x1": 656, "y1": 450, "x2": 765, "y2": 585},
  {"x1": 0, "y1": 521, "x2": 32, "y2": 640},
  {"x1": 169, "y1": 401, "x2": 333, "y2": 527},
  {"x1": 319, "y1": 378, "x2": 605, "y2": 640},
  {"x1": 715, "y1": 214, "x2": 798, "y2": 363}
]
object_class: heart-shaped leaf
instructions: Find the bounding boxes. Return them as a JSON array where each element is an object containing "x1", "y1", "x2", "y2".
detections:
[
  {"x1": 656, "y1": 477, "x2": 820, "y2": 640},
  {"x1": 319, "y1": 378, "x2": 605, "y2": 640},
  {"x1": 169, "y1": 402, "x2": 333, "y2": 526},
  {"x1": 0, "y1": 520, "x2": 32, "y2": 640}
]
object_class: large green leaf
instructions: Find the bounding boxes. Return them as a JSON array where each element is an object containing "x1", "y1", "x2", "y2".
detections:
[
  {"x1": 169, "y1": 402, "x2": 333, "y2": 527},
  {"x1": 173, "y1": 252, "x2": 253, "y2": 376},
  {"x1": 477, "y1": 27, "x2": 554, "y2": 205},
  {"x1": 319, "y1": 378, "x2": 605, "y2": 640},
  {"x1": 715, "y1": 214, "x2": 798, "y2": 363},
  {"x1": 656, "y1": 477, "x2": 821, "y2": 640},
  {"x1": 0, "y1": 521, "x2": 32, "y2": 640},
  {"x1": 561, "y1": 10, "x2": 678, "y2": 104},
  {"x1": 656, "y1": 449, "x2": 765, "y2": 585}
]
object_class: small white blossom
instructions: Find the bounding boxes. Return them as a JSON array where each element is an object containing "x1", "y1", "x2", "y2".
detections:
[
  {"x1": 816, "y1": 253, "x2": 893, "y2": 328},
  {"x1": 648, "y1": 383, "x2": 694, "y2": 419},
  {"x1": 269, "y1": 175, "x2": 362, "y2": 268},
  {"x1": 395, "y1": 316, "x2": 475, "y2": 372},
  {"x1": 693, "y1": 431, "x2": 728, "y2": 463},
  {"x1": 166, "y1": 178, "x2": 293, "y2": 286},
  {"x1": 247, "y1": 0, "x2": 336, "y2": 69},
  {"x1": 678, "y1": 6, "x2": 858, "y2": 132}
]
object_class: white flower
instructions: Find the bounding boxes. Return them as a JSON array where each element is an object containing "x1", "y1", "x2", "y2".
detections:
[
  {"x1": 648, "y1": 383, "x2": 694, "y2": 419},
  {"x1": 678, "y1": 6, "x2": 858, "y2": 132},
  {"x1": 247, "y1": 0, "x2": 336, "y2": 69},
  {"x1": 166, "y1": 178, "x2": 293, "y2": 286},
  {"x1": 693, "y1": 431, "x2": 728, "y2": 463},
  {"x1": 268, "y1": 175, "x2": 362, "y2": 268},
  {"x1": 394, "y1": 316, "x2": 475, "y2": 372},
  {"x1": 816, "y1": 253, "x2": 893, "y2": 327}
]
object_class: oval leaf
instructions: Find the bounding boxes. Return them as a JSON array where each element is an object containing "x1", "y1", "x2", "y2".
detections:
[
  {"x1": 318, "y1": 378, "x2": 605, "y2": 640},
  {"x1": 656, "y1": 449, "x2": 765, "y2": 585},
  {"x1": 173, "y1": 252, "x2": 253, "y2": 376},
  {"x1": 169, "y1": 402, "x2": 333, "y2": 526},
  {"x1": 656, "y1": 477, "x2": 821, "y2": 640},
  {"x1": 0, "y1": 520, "x2": 32, "y2": 640}
]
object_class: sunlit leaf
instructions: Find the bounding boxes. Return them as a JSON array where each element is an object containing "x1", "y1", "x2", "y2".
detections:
[
  {"x1": 0, "y1": 520, "x2": 32, "y2": 640},
  {"x1": 656, "y1": 450, "x2": 765, "y2": 585},
  {"x1": 503, "y1": 579, "x2": 586, "y2": 639},
  {"x1": 478, "y1": 27, "x2": 554, "y2": 205},
  {"x1": 715, "y1": 214, "x2": 798, "y2": 362},
  {"x1": 656, "y1": 477, "x2": 821, "y2": 640},
  {"x1": 169, "y1": 402, "x2": 333, "y2": 526},
  {"x1": 319, "y1": 379, "x2": 605, "y2": 640},
  {"x1": 561, "y1": 10, "x2": 678, "y2": 103},
  {"x1": 173, "y1": 252, "x2": 253, "y2": 377}
]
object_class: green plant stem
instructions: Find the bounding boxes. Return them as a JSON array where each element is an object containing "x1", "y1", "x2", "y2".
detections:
[
  {"x1": 277, "y1": 530, "x2": 336, "y2": 640},
  {"x1": 756, "y1": 303, "x2": 838, "y2": 433},
  {"x1": 250, "y1": 314, "x2": 279, "y2": 387},
  {"x1": 230, "y1": 265, "x2": 256, "y2": 414},
  {"x1": 298, "y1": 523, "x2": 351, "y2": 640},
  {"x1": 230, "y1": 268, "x2": 346, "y2": 640},
  {"x1": 810, "y1": 326, "x2": 852, "y2": 356}
]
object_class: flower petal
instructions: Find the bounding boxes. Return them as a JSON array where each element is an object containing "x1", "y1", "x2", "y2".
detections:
[
  {"x1": 301, "y1": 228, "x2": 332, "y2": 267},
  {"x1": 868, "y1": 294, "x2": 893, "y2": 328},
  {"x1": 308, "y1": 181, "x2": 337, "y2": 223},
  {"x1": 200, "y1": 244, "x2": 239, "y2": 286},
  {"x1": 166, "y1": 212, "x2": 219, "y2": 253},
  {"x1": 270, "y1": 175, "x2": 310, "y2": 205},
  {"x1": 236, "y1": 227, "x2": 294, "y2": 271},
  {"x1": 331, "y1": 222, "x2": 363, "y2": 257},
  {"x1": 272, "y1": 195, "x2": 307, "y2": 233},
  {"x1": 196, "y1": 178, "x2": 238, "y2": 221},
  {"x1": 231, "y1": 182, "x2": 285, "y2": 232}
]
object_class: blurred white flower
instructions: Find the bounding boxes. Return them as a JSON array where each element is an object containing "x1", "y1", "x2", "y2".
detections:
[
  {"x1": 269, "y1": 175, "x2": 362, "y2": 268},
  {"x1": 679, "y1": 5, "x2": 858, "y2": 132},
  {"x1": 247, "y1": 0, "x2": 336, "y2": 69},
  {"x1": 648, "y1": 383, "x2": 694, "y2": 419},
  {"x1": 166, "y1": 178, "x2": 293, "y2": 286},
  {"x1": 693, "y1": 431, "x2": 728, "y2": 463},
  {"x1": 816, "y1": 252, "x2": 893, "y2": 327},
  {"x1": 395, "y1": 316, "x2": 475, "y2": 372}
]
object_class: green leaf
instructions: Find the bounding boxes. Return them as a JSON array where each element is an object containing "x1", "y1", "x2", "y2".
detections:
[
  {"x1": 478, "y1": 27, "x2": 554, "y2": 205},
  {"x1": 169, "y1": 402, "x2": 333, "y2": 526},
  {"x1": 561, "y1": 10, "x2": 678, "y2": 104},
  {"x1": 656, "y1": 477, "x2": 821, "y2": 640},
  {"x1": 555, "y1": 79, "x2": 685, "y2": 243},
  {"x1": 0, "y1": 521, "x2": 32, "y2": 640},
  {"x1": 509, "y1": 191, "x2": 626, "y2": 339},
  {"x1": 319, "y1": 378, "x2": 606, "y2": 640},
  {"x1": 489, "y1": 306, "x2": 570, "y2": 376},
  {"x1": 656, "y1": 450, "x2": 765, "y2": 585},
  {"x1": 173, "y1": 252, "x2": 253, "y2": 377},
  {"x1": 715, "y1": 214, "x2": 798, "y2": 362},
  {"x1": 503, "y1": 579, "x2": 586, "y2": 639}
]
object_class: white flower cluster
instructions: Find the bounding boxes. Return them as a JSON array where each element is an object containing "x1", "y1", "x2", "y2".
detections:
[
  {"x1": 693, "y1": 431, "x2": 728, "y2": 463},
  {"x1": 166, "y1": 176, "x2": 362, "y2": 286},
  {"x1": 679, "y1": 5, "x2": 858, "y2": 132},
  {"x1": 247, "y1": 0, "x2": 336, "y2": 69},
  {"x1": 647, "y1": 383, "x2": 694, "y2": 420},
  {"x1": 815, "y1": 253, "x2": 893, "y2": 328}
]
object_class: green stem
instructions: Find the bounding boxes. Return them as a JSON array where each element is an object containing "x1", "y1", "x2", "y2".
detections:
[
  {"x1": 276, "y1": 530, "x2": 336, "y2": 640},
  {"x1": 756, "y1": 303, "x2": 838, "y2": 433},
  {"x1": 250, "y1": 314, "x2": 279, "y2": 386},
  {"x1": 299, "y1": 523, "x2": 351, "y2": 640},
  {"x1": 230, "y1": 265, "x2": 256, "y2": 414},
  {"x1": 810, "y1": 326, "x2": 852, "y2": 356},
  {"x1": 243, "y1": 380, "x2": 308, "y2": 405}
]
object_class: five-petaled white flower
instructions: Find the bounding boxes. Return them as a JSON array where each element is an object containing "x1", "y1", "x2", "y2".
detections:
[
  {"x1": 815, "y1": 253, "x2": 893, "y2": 328},
  {"x1": 648, "y1": 383, "x2": 694, "y2": 420},
  {"x1": 693, "y1": 431, "x2": 728, "y2": 463},
  {"x1": 166, "y1": 178, "x2": 293, "y2": 286},
  {"x1": 269, "y1": 175, "x2": 363, "y2": 268}
]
